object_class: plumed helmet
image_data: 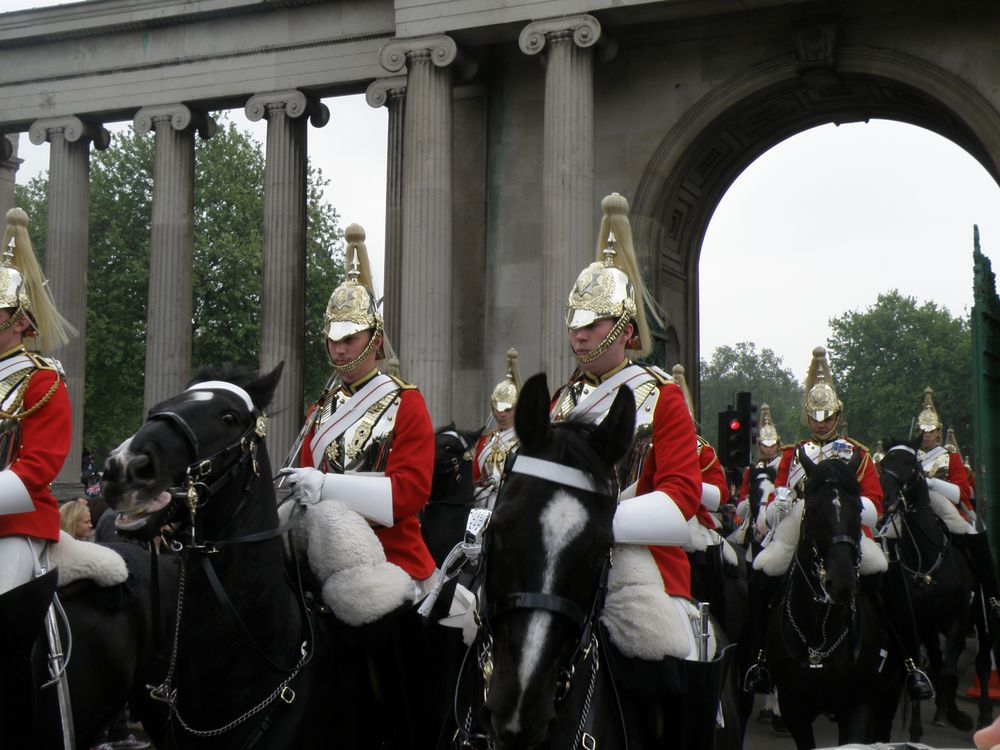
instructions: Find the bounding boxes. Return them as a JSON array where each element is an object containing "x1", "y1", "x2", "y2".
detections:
[
  {"x1": 565, "y1": 193, "x2": 661, "y2": 359},
  {"x1": 758, "y1": 403, "x2": 780, "y2": 447},
  {"x1": 490, "y1": 348, "x2": 522, "y2": 412},
  {"x1": 671, "y1": 364, "x2": 694, "y2": 418},
  {"x1": 324, "y1": 223, "x2": 383, "y2": 343},
  {"x1": 802, "y1": 346, "x2": 842, "y2": 424},
  {"x1": 916, "y1": 386, "x2": 942, "y2": 432},
  {"x1": 0, "y1": 208, "x2": 75, "y2": 353},
  {"x1": 944, "y1": 427, "x2": 961, "y2": 457}
]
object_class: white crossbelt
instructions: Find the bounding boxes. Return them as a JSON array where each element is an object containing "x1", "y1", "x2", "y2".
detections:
[
  {"x1": 310, "y1": 374, "x2": 398, "y2": 467},
  {"x1": 565, "y1": 364, "x2": 653, "y2": 423}
]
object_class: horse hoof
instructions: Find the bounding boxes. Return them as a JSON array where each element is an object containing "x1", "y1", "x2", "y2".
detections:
[{"x1": 948, "y1": 708, "x2": 974, "y2": 732}]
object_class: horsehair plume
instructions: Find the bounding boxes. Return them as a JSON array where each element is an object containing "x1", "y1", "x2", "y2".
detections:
[
  {"x1": 595, "y1": 193, "x2": 662, "y2": 358},
  {"x1": 944, "y1": 427, "x2": 962, "y2": 458},
  {"x1": 801, "y1": 345, "x2": 832, "y2": 426},
  {"x1": 2, "y1": 208, "x2": 76, "y2": 353},
  {"x1": 922, "y1": 386, "x2": 935, "y2": 410},
  {"x1": 505, "y1": 347, "x2": 521, "y2": 391},
  {"x1": 378, "y1": 330, "x2": 397, "y2": 365},
  {"x1": 385, "y1": 356, "x2": 400, "y2": 379},
  {"x1": 671, "y1": 363, "x2": 694, "y2": 418},
  {"x1": 344, "y1": 223, "x2": 376, "y2": 297}
]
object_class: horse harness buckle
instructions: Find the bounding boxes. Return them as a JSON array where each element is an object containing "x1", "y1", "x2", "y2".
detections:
[{"x1": 280, "y1": 686, "x2": 295, "y2": 704}]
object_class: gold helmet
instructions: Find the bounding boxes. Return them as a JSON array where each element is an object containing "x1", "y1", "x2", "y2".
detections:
[
  {"x1": 671, "y1": 364, "x2": 694, "y2": 418},
  {"x1": 916, "y1": 386, "x2": 942, "y2": 432},
  {"x1": 802, "y1": 346, "x2": 842, "y2": 425},
  {"x1": 0, "y1": 208, "x2": 75, "y2": 353},
  {"x1": 758, "y1": 403, "x2": 780, "y2": 447},
  {"x1": 566, "y1": 193, "x2": 661, "y2": 361},
  {"x1": 944, "y1": 427, "x2": 961, "y2": 457},
  {"x1": 490, "y1": 348, "x2": 522, "y2": 412}
]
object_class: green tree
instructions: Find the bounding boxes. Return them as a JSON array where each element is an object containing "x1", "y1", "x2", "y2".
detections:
[
  {"x1": 15, "y1": 115, "x2": 343, "y2": 459},
  {"x1": 827, "y1": 290, "x2": 972, "y2": 454},
  {"x1": 699, "y1": 342, "x2": 804, "y2": 452}
]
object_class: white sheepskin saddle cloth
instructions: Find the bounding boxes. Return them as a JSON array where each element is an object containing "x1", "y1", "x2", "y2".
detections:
[
  {"x1": 683, "y1": 518, "x2": 738, "y2": 567},
  {"x1": 600, "y1": 544, "x2": 719, "y2": 661},
  {"x1": 752, "y1": 500, "x2": 887, "y2": 577},
  {"x1": 928, "y1": 492, "x2": 972, "y2": 535},
  {"x1": 51, "y1": 531, "x2": 129, "y2": 588},
  {"x1": 280, "y1": 500, "x2": 416, "y2": 627}
]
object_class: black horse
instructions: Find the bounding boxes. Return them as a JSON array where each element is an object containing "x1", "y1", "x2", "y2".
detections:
[
  {"x1": 766, "y1": 450, "x2": 901, "y2": 749},
  {"x1": 878, "y1": 437, "x2": 980, "y2": 739},
  {"x1": 452, "y1": 373, "x2": 733, "y2": 750},
  {"x1": 422, "y1": 423, "x2": 481, "y2": 567},
  {"x1": 32, "y1": 543, "x2": 178, "y2": 748},
  {"x1": 100, "y1": 364, "x2": 445, "y2": 749}
]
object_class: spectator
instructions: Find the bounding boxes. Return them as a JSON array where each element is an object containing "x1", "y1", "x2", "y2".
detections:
[{"x1": 59, "y1": 498, "x2": 93, "y2": 541}]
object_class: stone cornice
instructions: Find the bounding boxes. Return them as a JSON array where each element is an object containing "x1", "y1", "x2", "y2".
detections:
[
  {"x1": 379, "y1": 35, "x2": 456, "y2": 72},
  {"x1": 28, "y1": 116, "x2": 110, "y2": 150},
  {"x1": 133, "y1": 104, "x2": 217, "y2": 139},
  {"x1": 365, "y1": 76, "x2": 408, "y2": 109},
  {"x1": 518, "y1": 15, "x2": 601, "y2": 56},
  {"x1": 244, "y1": 90, "x2": 330, "y2": 127}
]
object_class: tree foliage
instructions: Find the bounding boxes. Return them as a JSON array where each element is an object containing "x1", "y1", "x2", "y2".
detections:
[
  {"x1": 15, "y1": 115, "x2": 343, "y2": 459},
  {"x1": 828, "y1": 290, "x2": 972, "y2": 455},
  {"x1": 699, "y1": 342, "x2": 804, "y2": 452}
]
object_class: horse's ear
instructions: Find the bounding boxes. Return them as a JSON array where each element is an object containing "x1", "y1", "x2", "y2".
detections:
[
  {"x1": 590, "y1": 386, "x2": 635, "y2": 466},
  {"x1": 514, "y1": 373, "x2": 551, "y2": 453},
  {"x1": 847, "y1": 446, "x2": 863, "y2": 475},
  {"x1": 246, "y1": 362, "x2": 284, "y2": 411},
  {"x1": 908, "y1": 434, "x2": 922, "y2": 451},
  {"x1": 435, "y1": 421, "x2": 457, "y2": 435},
  {"x1": 464, "y1": 426, "x2": 485, "y2": 446},
  {"x1": 797, "y1": 445, "x2": 816, "y2": 476}
]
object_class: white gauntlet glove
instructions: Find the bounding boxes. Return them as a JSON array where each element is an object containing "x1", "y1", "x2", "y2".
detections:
[
  {"x1": 736, "y1": 499, "x2": 749, "y2": 523},
  {"x1": 926, "y1": 476, "x2": 961, "y2": 504},
  {"x1": 278, "y1": 467, "x2": 326, "y2": 505}
]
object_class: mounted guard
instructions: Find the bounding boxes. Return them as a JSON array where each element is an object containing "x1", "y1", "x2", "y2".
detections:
[
  {"x1": 471, "y1": 347, "x2": 521, "y2": 510},
  {"x1": 0, "y1": 207, "x2": 76, "y2": 748}
]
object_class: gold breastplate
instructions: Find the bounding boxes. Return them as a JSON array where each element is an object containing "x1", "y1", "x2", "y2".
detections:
[
  {"x1": 921, "y1": 449, "x2": 952, "y2": 479},
  {"x1": 0, "y1": 367, "x2": 33, "y2": 471}
]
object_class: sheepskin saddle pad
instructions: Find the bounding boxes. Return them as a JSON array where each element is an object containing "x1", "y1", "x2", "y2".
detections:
[{"x1": 51, "y1": 530, "x2": 129, "y2": 588}]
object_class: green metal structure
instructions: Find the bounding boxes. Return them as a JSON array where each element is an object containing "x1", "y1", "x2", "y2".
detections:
[{"x1": 972, "y1": 227, "x2": 1000, "y2": 561}]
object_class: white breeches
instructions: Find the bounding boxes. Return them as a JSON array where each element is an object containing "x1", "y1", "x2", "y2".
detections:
[{"x1": 0, "y1": 536, "x2": 46, "y2": 595}]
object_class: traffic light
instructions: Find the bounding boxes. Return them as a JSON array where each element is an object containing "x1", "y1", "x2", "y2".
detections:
[
  {"x1": 736, "y1": 391, "x2": 758, "y2": 460},
  {"x1": 718, "y1": 408, "x2": 745, "y2": 469}
]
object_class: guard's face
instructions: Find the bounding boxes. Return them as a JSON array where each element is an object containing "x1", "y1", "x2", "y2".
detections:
[
  {"x1": 493, "y1": 406, "x2": 514, "y2": 430},
  {"x1": 921, "y1": 428, "x2": 940, "y2": 451},
  {"x1": 807, "y1": 413, "x2": 840, "y2": 440},
  {"x1": 0, "y1": 308, "x2": 30, "y2": 354},
  {"x1": 758, "y1": 442, "x2": 779, "y2": 460}
]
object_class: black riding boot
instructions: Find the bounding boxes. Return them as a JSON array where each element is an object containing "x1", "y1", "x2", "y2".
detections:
[
  {"x1": 959, "y1": 532, "x2": 1000, "y2": 624},
  {"x1": 743, "y1": 571, "x2": 779, "y2": 693},
  {"x1": 0, "y1": 570, "x2": 59, "y2": 750},
  {"x1": 875, "y1": 564, "x2": 934, "y2": 701}
]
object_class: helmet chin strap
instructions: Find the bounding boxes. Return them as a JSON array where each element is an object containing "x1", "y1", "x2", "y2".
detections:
[
  {"x1": 330, "y1": 326, "x2": 382, "y2": 376},
  {"x1": 574, "y1": 310, "x2": 631, "y2": 365}
]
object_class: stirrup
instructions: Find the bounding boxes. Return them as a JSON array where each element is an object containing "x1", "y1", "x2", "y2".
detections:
[
  {"x1": 743, "y1": 656, "x2": 772, "y2": 694},
  {"x1": 904, "y1": 659, "x2": 934, "y2": 701}
]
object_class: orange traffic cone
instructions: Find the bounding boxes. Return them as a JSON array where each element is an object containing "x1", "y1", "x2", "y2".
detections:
[{"x1": 966, "y1": 670, "x2": 1000, "y2": 700}]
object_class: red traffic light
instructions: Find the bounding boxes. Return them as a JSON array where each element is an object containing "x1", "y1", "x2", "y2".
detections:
[{"x1": 729, "y1": 418, "x2": 742, "y2": 432}]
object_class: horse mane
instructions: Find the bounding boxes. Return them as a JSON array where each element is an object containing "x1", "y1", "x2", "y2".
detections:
[
  {"x1": 882, "y1": 435, "x2": 922, "y2": 453},
  {"x1": 805, "y1": 456, "x2": 862, "y2": 498}
]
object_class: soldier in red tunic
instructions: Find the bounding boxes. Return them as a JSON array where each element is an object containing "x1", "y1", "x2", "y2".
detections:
[
  {"x1": 280, "y1": 223, "x2": 436, "y2": 586},
  {"x1": 551, "y1": 193, "x2": 701, "y2": 599},
  {"x1": 916, "y1": 389, "x2": 1000, "y2": 623},
  {"x1": 0, "y1": 207, "x2": 75, "y2": 746},
  {"x1": 471, "y1": 348, "x2": 521, "y2": 510}
]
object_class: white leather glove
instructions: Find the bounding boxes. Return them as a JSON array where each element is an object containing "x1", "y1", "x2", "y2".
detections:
[
  {"x1": 927, "y1": 476, "x2": 961, "y2": 504},
  {"x1": 736, "y1": 499, "x2": 749, "y2": 522},
  {"x1": 278, "y1": 467, "x2": 326, "y2": 505},
  {"x1": 860, "y1": 496, "x2": 878, "y2": 530},
  {"x1": 765, "y1": 487, "x2": 793, "y2": 527}
]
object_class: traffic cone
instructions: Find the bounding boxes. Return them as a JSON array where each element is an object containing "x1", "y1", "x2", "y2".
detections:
[{"x1": 966, "y1": 670, "x2": 1000, "y2": 700}]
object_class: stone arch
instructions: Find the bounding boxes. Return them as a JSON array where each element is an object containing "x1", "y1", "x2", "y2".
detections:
[{"x1": 631, "y1": 47, "x2": 1000, "y2": 406}]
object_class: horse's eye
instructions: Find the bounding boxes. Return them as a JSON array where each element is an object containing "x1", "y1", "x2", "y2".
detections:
[{"x1": 221, "y1": 412, "x2": 239, "y2": 426}]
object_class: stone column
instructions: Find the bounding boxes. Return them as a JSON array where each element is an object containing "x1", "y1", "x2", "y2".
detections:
[
  {"x1": 366, "y1": 77, "x2": 407, "y2": 344},
  {"x1": 380, "y1": 36, "x2": 458, "y2": 425},
  {"x1": 245, "y1": 90, "x2": 329, "y2": 464},
  {"x1": 0, "y1": 135, "x2": 20, "y2": 215},
  {"x1": 134, "y1": 105, "x2": 216, "y2": 414},
  {"x1": 28, "y1": 116, "x2": 110, "y2": 486},
  {"x1": 520, "y1": 15, "x2": 603, "y2": 383}
]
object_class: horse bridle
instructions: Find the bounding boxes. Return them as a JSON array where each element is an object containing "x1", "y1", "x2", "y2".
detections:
[
  {"x1": 879, "y1": 444, "x2": 926, "y2": 514},
  {"x1": 455, "y1": 454, "x2": 613, "y2": 749}
]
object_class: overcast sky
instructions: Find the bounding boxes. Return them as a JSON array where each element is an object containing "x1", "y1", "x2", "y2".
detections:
[{"x1": 8, "y1": 1, "x2": 1000, "y2": 385}]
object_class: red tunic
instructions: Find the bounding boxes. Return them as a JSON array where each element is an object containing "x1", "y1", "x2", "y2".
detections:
[
  {"x1": 945, "y1": 452, "x2": 973, "y2": 512},
  {"x1": 0, "y1": 368, "x2": 72, "y2": 542},
  {"x1": 633, "y1": 383, "x2": 703, "y2": 598},
  {"x1": 695, "y1": 440, "x2": 729, "y2": 530},
  {"x1": 471, "y1": 433, "x2": 489, "y2": 484},
  {"x1": 300, "y1": 387, "x2": 436, "y2": 580},
  {"x1": 772, "y1": 438, "x2": 883, "y2": 535}
]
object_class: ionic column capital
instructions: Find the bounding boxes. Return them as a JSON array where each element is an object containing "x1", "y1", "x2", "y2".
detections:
[
  {"x1": 244, "y1": 90, "x2": 330, "y2": 128},
  {"x1": 133, "y1": 104, "x2": 217, "y2": 139},
  {"x1": 29, "y1": 116, "x2": 111, "y2": 150},
  {"x1": 365, "y1": 76, "x2": 408, "y2": 109},
  {"x1": 380, "y1": 35, "x2": 458, "y2": 73},
  {"x1": 519, "y1": 15, "x2": 602, "y2": 55}
]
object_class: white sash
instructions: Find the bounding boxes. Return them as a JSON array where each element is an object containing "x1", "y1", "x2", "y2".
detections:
[
  {"x1": 564, "y1": 364, "x2": 656, "y2": 423},
  {"x1": 920, "y1": 445, "x2": 948, "y2": 472},
  {"x1": 476, "y1": 427, "x2": 516, "y2": 477},
  {"x1": 785, "y1": 440, "x2": 856, "y2": 491},
  {"x1": 310, "y1": 374, "x2": 399, "y2": 468},
  {"x1": 0, "y1": 354, "x2": 39, "y2": 411}
]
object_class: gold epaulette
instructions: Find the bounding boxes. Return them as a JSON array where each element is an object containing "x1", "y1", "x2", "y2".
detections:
[
  {"x1": 845, "y1": 436, "x2": 871, "y2": 454},
  {"x1": 388, "y1": 373, "x2": 418, "y2": 391},
  {"x1": 945, "y1": 444, "x2": 958, "y2": 454},
  {"x1": 24, "y1": 351, "x2": 57, "y2": 373}
]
